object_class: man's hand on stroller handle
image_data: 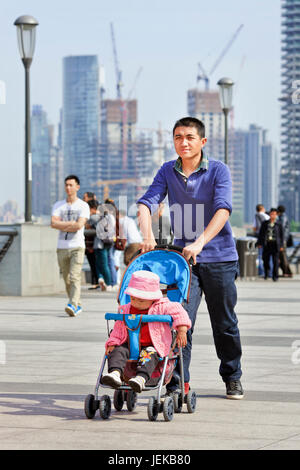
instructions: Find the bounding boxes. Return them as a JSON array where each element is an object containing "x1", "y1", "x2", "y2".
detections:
[
  {"x1": 182, "y1": 237, "x2": 204, "y2": 265},
  {"x1": 176, "y1": 326, "x2": 188, "y2": 348},
  {"x1": 140, "y1": 238, "x2": 157, "y2": 253}
]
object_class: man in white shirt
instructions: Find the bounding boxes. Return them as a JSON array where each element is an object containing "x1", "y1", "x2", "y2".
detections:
[{"x1": 51, "y1": 175, "x2": 90, "y2": 316}]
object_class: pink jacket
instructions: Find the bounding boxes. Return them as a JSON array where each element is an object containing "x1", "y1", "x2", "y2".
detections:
[{"x1": 105, "y1": 297, "x2": 191, "y2": 357}]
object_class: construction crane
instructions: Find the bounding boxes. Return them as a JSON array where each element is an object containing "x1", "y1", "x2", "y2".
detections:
[
  {"x1": 110, "y1": 23, "x2": 143, "y2": 174},
  {"x1": 197, "y1": 62, "x2": 209, "y2": 91},
  {"x1": 127, "y1": 66, "x2": 143, "y2": 100},
  {"x1": 197, "y1": 24, "x2": 244, "y2": 90},
  {"x1": 93, "y1": 178, "x2": 137, "y2": 201},
  {"x1": 110, "y1": 22, "x2": 123, "y2": 99}
]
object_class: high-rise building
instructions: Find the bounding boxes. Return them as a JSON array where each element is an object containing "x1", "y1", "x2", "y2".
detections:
[
  {"x1": 31, "y1": 105, "x2": 53, "y2": 217},
  {"x1": 243, "y1": 124, "x2": 278, "y2": 223},
  {"x1": 187, "y1": 89, "x2": 224, "y2": 161},
  {"x1": 279, "y1": 0, "x2": 300, "y2": 221},
  {"x1": 230, "y1": 129, "x2": 246, "y2": 226},
  {"x1": 62, "y1": 55, "x2": 100, "y2": 194},
  {"x1": 262, "y1": 131, "x2": 278, "y2": 212},
  {"x1": 243, "y1": 124, "x2": 264, "y2": 223},
  {"x1": 50, "y1": 110, "x2": 64, "y2": 206},
  {"x1": 98, "y1": 98, "x2": 154, "y2": 207}
]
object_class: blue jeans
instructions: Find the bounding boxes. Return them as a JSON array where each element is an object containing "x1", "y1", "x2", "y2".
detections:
[
  {"x1": 174, "y1": 260, "x2": 242, "y2": 386},
  {"x1": 94, "y1": 247, "x2": 112, "y2": 286}
]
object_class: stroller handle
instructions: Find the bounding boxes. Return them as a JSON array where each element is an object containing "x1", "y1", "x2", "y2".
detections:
[{"x1": 105, "y1": 313, "x2": 173, "y2": 326}]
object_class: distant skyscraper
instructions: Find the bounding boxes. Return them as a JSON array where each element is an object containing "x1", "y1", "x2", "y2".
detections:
[
  {"x1": 50, "y1": 110, "x2": 64, "y2": 206},
  {"x1": 99, "y1": 98, "x2": 154, "y2": 206},
  {"x1": 31, "y1": 105, "x2": 53, "y2": 217},
  {"x1": 243, "y1": 124, "x2": 264, "y2": 223},
  {"x1": 62, "y1": 55, "x2": 99, "y2": 194},
  {"x1": 187, "y1": 88, "x2": 224, "y2": 161},
  {"x1": 279, "y1": 0, "x2": 300, "y2": 221},
  {"x1": 261, "y1": 131, "x2": 278, "y2": 212},
  {"x1": 231, "y1": 129, "x2": 246, "y2": 226},
  {"x1": 243, "y1": 124, "x2": 278, "y2": 223}
]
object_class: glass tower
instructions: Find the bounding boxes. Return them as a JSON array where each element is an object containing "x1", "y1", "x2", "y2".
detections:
[
  {"x1": 279, "y1": 0, "x2": 300, "y2": 221},
  {"x1": 62, "y1": 56, "x2": 99, "y2": 195}
]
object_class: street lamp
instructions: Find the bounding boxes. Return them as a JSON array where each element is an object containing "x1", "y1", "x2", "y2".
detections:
[
  {"x1": 14, "y1": 15, "x2": 39, "y2": 222},
  {"x1": 217, "y1": 77, "x2": 234, "y2": 166}
]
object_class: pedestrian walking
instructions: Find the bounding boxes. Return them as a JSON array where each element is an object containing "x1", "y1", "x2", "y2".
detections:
[
  {"x1": 137, "y1": 117, "x2": 243, "y2": 399},
  {"x1": 253, "y1": 204, "x2": 270, "y2": 276},
  {"x1": 85, "y1": 199, "x2": 100, "y2": 289},
  {"x1": 257, "y1": 208, "x2": 284, "y2": 282},
  {"x1": 51, "y1": 175, "x2": 90, "y2": 316},
  {"x1": 104, "y1": 199, "x2": 118, "y2": 287},
  {"x1": 277, "y1": 205, "x2": 293, "y2": 278},
  {"x1": 93, "y1": 203, "x2": 116, "y2": 291}
]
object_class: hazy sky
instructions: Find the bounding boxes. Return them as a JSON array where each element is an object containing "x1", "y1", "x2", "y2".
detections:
[{"x1": 0, "y1": 0, "x2": 281, "y2": 211}]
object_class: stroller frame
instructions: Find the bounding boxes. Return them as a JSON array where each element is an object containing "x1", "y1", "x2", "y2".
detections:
[
  {"x1": 85, "y1": 313, "x2": 195, "y2": 422},
  {"x1": 84, "y1": 246, "x2": 197, "y2": 422}
]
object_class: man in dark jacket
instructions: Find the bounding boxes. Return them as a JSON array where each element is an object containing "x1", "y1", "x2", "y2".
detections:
[
  {"x1": 277, "y1": 205, "x2": 293, "y2": 277},
  {"x1": 258, "y1": 208, "x2": 284, "y2": 281}
]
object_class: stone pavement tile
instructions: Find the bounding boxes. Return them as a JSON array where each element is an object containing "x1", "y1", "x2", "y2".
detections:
[{"x1": 1, "y1": 393, "x2": 300, "y2": 450}]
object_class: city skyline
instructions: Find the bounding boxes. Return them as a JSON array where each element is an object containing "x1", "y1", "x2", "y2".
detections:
[{"x1": 0, "y1": 0, "x2": 281, "y2": 210}]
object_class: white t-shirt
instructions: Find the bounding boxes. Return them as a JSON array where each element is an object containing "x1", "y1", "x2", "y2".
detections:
[
  {"x1": 119, "y1": 216, "x2": 142, "y2": 244},
  {"x1": 52, "y1": 198, "x2": 90, "y2": 249}
]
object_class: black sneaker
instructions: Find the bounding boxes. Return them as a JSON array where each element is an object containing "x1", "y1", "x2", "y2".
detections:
[{"x1": 225, "y1": 380, "x2": 244, "y2": 400}]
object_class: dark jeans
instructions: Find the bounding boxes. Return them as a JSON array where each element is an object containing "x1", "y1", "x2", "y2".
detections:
[
  {"x1": 168, "y1": 260, "x2": 242, "y2": 388},
  {"x1": 108, "y1": 343, "x2": 160, "y2": 381},
  {"x1": 263, "y1": 242, "x2": 279, "y2": 280}
]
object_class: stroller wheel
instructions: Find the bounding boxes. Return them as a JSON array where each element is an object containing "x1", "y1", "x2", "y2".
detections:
[
  {"x1": 99, "y1": 395, "x2": 111, "y2": 420},
  {"x1": 126, "y1": 390, "x2": 137, "y2": 412},
  {"x1": 173, "y1": 393, "x2": 183, "y2": 413},
  {"x1": 84, "y1": 394, "x2": 97, "y2": 419},
  {"x1": 147, "y1": 396, "x2": 159, "y2": 421},
  {"x1": 113, "y1": 390, "x2": 124, "y2": 411},
  {"x1": 186, "y1": 390, "x2": 197, "y2": 413},
  {"x1": 163, "y1": 396, "x2": 174, "y2": 422}
]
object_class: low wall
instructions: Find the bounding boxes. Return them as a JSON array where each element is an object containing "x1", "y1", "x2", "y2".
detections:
[{"x1": 0, "y1": 223, "x2": 64, "y2": 296}]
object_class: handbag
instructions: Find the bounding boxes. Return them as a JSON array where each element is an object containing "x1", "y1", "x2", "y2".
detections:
[
  {"x1": 114, "y1": 210, "x2": 127, "y2": 251},
  {"x1": 115, "y1": 237, "x2": 127, "y2": 251}
]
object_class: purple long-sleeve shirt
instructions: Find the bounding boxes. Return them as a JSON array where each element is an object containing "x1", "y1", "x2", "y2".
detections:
[{"x1": 137, "y1": 158, "x2": 238, "y2": 263}]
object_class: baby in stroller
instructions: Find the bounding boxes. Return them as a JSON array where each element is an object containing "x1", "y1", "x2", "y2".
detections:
[{"x1": 101, "y1": 270, "x2": 191, "y2": 393}]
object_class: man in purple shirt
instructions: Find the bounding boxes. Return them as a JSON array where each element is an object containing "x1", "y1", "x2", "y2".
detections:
[{"x1": 137, "y1": 117, "x2": 243, "y2": 399}]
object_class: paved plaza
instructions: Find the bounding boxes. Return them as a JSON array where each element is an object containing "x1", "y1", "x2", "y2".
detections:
[{"x1": 0, "y1": 276, "x2": 300, "y2": 450}]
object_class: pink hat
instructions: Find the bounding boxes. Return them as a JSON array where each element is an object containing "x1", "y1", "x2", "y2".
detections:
[{"x1": 125, "y1": 270, "x2": 162, "y2": 300}]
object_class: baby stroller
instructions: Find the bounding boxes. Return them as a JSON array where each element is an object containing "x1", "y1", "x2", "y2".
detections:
[{"x1": 84, "y1": 246, "x2": 197, "y2": 422}]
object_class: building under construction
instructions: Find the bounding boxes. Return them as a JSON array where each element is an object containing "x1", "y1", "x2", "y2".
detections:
[{"x1": 97, "y1": 98, "x2": 154, "y2": 208}]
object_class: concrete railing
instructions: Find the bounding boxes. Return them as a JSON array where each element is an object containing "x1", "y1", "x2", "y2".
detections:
[{"x1": 0, "y1": 223, "x2": 64, "y2": 296}]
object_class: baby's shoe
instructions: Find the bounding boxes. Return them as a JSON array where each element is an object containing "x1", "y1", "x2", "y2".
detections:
[
  {"x1": 128, "y1": 375, "x2": 146, "y2": 393},
  {"x1": 101, "y1": 370, "x2": 122, "y2": 389}
]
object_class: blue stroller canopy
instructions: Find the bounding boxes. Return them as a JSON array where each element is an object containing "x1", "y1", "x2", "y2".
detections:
[{"x1": 118, "y1": 249, "x2": 191, "y2": 305}]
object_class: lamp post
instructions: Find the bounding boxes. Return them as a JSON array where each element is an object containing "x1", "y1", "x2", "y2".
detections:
[
  {"x1": 217, "y1": 77, "x2": 234, "y2": 166},
  {"x1": 14, "y1": 15, "x2": 38, "y2": 222}
]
